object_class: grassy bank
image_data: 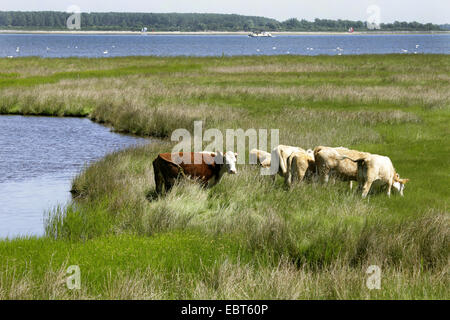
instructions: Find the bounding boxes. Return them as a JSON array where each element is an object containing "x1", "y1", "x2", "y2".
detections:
[{"x1": 0, "y1": 54, "x2": 449, "y2": 299}]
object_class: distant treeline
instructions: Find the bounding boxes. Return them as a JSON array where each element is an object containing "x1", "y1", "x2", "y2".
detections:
[{"x1": 0, "y1": 11, "x2": 444, "y2": 32}]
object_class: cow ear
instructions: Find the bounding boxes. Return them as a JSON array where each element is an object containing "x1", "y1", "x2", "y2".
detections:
[
  {"x1": 234, "y1": 152, "x2": 238, "y2": 157},
  {"x1": 210, "y1": 152, "x2": 216, "y2": 158}
]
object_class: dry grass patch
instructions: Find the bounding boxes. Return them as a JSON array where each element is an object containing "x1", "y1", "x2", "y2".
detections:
[
  {"x1": 180, "y1": 84, "x2": 450, "y2": 109},
  {"x1": 209, "y1": 63, "x2": 350, "y2": 74}
]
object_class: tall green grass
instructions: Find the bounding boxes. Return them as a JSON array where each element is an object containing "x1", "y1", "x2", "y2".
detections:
[{"x1": 0, "y1": 54, "x2": 448, "y2": 299}]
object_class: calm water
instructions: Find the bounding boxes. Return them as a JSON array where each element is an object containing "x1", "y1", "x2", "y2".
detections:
[
  {"x1": 0, "y1": 116, "x2": 149, "y2": 238},
  {"x1": 0, "y1": 34, "x2": 449, "y2": 58}
]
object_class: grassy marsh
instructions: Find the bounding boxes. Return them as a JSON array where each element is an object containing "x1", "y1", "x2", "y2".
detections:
[{"x1": 0, "y1": 54, "x2": 449, "y2": 299}]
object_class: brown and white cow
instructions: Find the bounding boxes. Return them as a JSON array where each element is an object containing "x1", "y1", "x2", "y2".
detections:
[
  {"x1": 152, "y1": 151, "x2": 237, "y2": 194},
  {"x1": 249, "y1": 149, "x2": 271, "y2": 168},
  {"x1": 286, "y1": 149, "x2": 316, "y2": 186},
  {"x1": 343, "y1": 153, "x2": 409, "y2": 198},
  {"x1": 313, "y1": 146, "x2": 370, "y2": 189}
]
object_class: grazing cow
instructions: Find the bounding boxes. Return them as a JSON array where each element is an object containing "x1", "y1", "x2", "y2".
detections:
[
  {"x1": 249, "y1": 149, "x2": 271, "y2": 168},
  {"x1": 343, "y1": 154, "x2": 409, "y2": 198},
  {"x1": 286, "y1": 149, "x2": 316, "y2": 186},
  {"x1": 153, "y1": 151, "x2": 237, "y2": 194},
  {"x1": 313, "y1": 146, "x2": 370, "y2": 189},
  {"x1": 270, "y1": 145, "x2": 303, "y2": 179}
]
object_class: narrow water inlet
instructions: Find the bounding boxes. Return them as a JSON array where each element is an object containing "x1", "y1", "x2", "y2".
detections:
[{"x1": 0, "y1": 115, "x2": 150, "y2": 239}]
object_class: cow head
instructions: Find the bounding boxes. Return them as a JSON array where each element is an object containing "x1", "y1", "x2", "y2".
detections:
[
  {"x1": 393, "y1": 173, "x2": 409, "y2": 196},
  {"x1": 306, "y1": 149, "x2": 315, "y2": 161},
  {"x1": 213, "y1": 151, "x2": 238, "y2": 174}
]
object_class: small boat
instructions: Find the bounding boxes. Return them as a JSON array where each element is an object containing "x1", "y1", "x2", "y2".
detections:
[
  {"x1": 348, "y1": 27, "x2": 354, "y2": 33},
  {"x1": 248, "y1": 31, "x2": 273, "y2": 38}
]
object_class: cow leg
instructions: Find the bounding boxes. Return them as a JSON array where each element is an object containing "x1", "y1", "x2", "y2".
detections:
[
  {"x1": 285, "y1": 171, "x2": 292, "y2": 187},
  {"x1": 155, "y1": 171, "x2": 163, "y2": 195},
  {"x1": 163, "y1": 168, "x2": 179, "y2": 193},
  {"x1": 318, "y1": 166, "x2": 330, "y2": 184},
  {"x1": 298, "y1": 168, "x2": 307, "y2": 183},
  {"x1": 361, "y1": 180, "x2": 373, "y2": 198},
  {"x1": 349, "y1": 180, "x2": 353, "y2": 190},
  {"x1": 164, "y1": 176, "x2": 176, "y2": 193},
  {"x1": 387, "y1": 182, "x2": 392, "y2": 197},
  {"x1": 292, "y1": 159, "x2": 308, "y2": 187},
  {"x1": 357, "y1": 183, "x2": 363, "y2": 194},
  {"x1": 272, "y1": 172, "x2": 277, "y2": 182},
  {"x1": 323, "y1": 173, "x2": 330, "y2": 184},
  {"x1": 285, "y1": 156, "x2": 294, "y2": 187},
  {"x1": 296, "y1": 162, "x2": 307, "y2": 183},
  {"x1": 325, "y1": 174, "x2": 330, "y2": 183},
  {"x1": 153, "y1": 160, "x2": 164, "y2": 195}
]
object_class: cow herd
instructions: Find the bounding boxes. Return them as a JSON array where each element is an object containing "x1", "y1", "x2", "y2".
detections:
[{"x1": 153, "y1": 145, "x2": 409, "y2": 198}]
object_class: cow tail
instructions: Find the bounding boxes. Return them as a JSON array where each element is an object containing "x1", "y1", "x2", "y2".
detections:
[
  {"x1": 278, "y1": 148, "x2": 287, "y2": 174},
  {"x1": 340, "y1": 155, "x2": 365, "y2": 164}
]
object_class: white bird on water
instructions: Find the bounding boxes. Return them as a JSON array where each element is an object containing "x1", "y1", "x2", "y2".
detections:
[
  {"x1": 401, "y1": 49, "x2": 408, "y2": 53},
  {"x1": 16, "y1": 47, "x2": 20, "y2": 53},
  {"x1": 103, "y1": 50, "x2": 109, "y2": 54},
  {"x1": 272, "y1": 46, "x2": 276, "y2": 50}
]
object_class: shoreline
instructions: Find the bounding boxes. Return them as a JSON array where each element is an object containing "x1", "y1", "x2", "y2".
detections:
[{"x1": 1, "y1": 29, "x2": 449, "y2": 36}]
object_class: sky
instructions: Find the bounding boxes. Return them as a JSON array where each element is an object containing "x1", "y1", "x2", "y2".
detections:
[{"x1": 1, "y1": 0, "x2": 448, "y2": 24}]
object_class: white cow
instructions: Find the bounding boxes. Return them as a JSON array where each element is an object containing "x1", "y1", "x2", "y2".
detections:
[
  {"x1": 270, "y1": 145, "x2": 304, "y2": 180},
  {"x1": 314, "y1": 146, "x2": 370, "y2": 189},
  {"x1": 345, "y1": 154, "x2": 409, "y2": 198},
  {"x1": 286, "y1": 149, "x2": 316, "y2": 186},
  {"x1": 249, "y1": 149, "x2": 271, "y2": 168}
]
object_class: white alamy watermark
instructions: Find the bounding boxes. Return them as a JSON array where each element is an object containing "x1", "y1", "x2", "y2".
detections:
[
  {"x1": 171, "y1": 121, "x2": 280, "y2": 175},
  {"x1": 366, "y1": 5, "x2": 382, "y2": 30},
  {"x1": 66, "y1": 5, "x2": 81, "y2": 30},
  {"x1": 366, "y1": 265, "x2": 381, "y2": 290},
  {"x1": 66, "y1": 265, "x2": 81, "y2": 290}
]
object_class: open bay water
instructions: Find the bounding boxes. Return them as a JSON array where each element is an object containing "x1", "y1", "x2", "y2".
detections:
[
  {"x1": 0, "y1": 116, "x2": 149, "y2": 238},
  {"x1": 0, "y1": 33, "x2": 449, "y2": 58}
]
